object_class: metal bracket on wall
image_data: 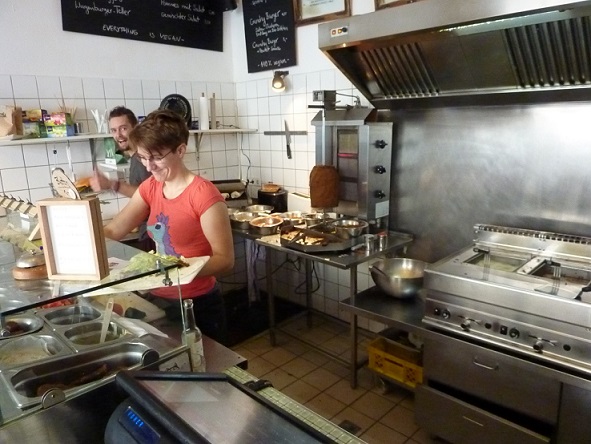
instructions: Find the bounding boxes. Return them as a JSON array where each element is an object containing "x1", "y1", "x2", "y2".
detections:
[{"x1": 263, "y1": 131, "x2": 308, "y2": 136}]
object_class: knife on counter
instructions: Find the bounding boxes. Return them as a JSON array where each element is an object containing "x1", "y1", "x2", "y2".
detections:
[{"x1": 284, "y1": 119, "x2": 292, "y2": 159}]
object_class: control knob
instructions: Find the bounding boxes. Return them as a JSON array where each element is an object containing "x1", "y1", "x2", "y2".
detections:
[
  {"x1": 460, "y1": 320, "x2": 471, "y2": 331},
  {"x1": 375, "y1": 140, "x2": 388, "y2": 149},
  {"x1": 374, "y1": 190, "x2": 386, "y2": 199},
  {"x1": 509, "y1": 328, "x2": 520, "y2": 339},
  {"x1": 441, "y1": 309, "x2": 451, "y2": 319},
  {"x1": 374, "y1": 165, "x2": 387, "y2": 174},
  {"x1": 533, "y1": 340, "x2": 545, "y2": 352}
]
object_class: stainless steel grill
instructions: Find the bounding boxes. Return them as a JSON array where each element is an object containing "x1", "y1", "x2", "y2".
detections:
[{"x1": 424, "y1": 223, "x2": 591, "y2": 375}]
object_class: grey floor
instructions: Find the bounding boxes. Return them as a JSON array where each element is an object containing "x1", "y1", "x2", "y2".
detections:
[{"x1": 231, "y1": 313, "x2": 446, "y2": 444}]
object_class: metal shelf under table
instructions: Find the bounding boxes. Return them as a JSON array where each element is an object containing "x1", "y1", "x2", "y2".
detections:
[{"x1": 340, "y1": 286, "x2": 426, "y2": 388}]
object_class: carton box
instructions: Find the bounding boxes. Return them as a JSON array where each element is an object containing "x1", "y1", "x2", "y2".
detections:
[
  {"x1": 44, "y1": 112, "x2": 74, "y2": 138},
  {"x1": 22, "y1": 121, "x2": 47, "y2": 138},
  {"x1": 23, "y1": 109, "x2": 48, "y2": 122}
]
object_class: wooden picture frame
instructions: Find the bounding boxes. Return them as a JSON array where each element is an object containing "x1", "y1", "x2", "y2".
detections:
[
  {"x1": 375, "y1": 0, "x2": 422, "y2": 9},
  {"x1": 37, "y1": 197, "x2": 109, "y2": 281},
  {"x1": 294, "y1": 0, "x2": 351, "y2": 26}
]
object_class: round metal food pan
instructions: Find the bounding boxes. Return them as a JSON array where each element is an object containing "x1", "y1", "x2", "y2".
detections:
[{"x1": 0, "y1": 315, "x2": 44, "y2": 339}]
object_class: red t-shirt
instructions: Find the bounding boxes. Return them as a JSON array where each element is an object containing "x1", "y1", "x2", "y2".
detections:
[{"x1": 138, "y1": 175, "x2": 225, "y2": 299}]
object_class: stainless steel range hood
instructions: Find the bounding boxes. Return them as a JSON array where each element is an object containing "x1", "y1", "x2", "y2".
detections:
[{"x1": 318, "y1": 0, "x2": 591, "y2": 108}]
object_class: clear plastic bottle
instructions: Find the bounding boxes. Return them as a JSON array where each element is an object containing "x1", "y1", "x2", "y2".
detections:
[{"x1": 183, "y1": 299, "x2": 206, "y2": 372}]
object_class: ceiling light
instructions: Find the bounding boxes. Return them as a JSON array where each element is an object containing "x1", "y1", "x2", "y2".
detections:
[{"x1": 272, "y1": 71, "x2": 289, "y2": 93}]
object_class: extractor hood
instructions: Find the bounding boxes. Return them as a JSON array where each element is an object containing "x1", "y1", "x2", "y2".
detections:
[{"x1": 318, "y1": 0, "x2": 591, "y2": 108}]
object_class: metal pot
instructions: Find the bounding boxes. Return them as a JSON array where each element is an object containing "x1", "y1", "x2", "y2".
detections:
[
  {"x1": 370, "y1": 258, "x2": 426, "y2": 299},
  {"x1": 257, "y1": 190, "x2": 287, "y2": 213},
  {"x1": 331, "y1": 219, "x2": 369, "y2": 239},
  {"x1": 249, "y1": 215, "x2": 283, "y2": 235},
  {"x1": 229, "y1": 211, "x2": 259, "y2": 230},
  {"x1": 244, "y1": 204, "x2": 274, "y2": 213}
]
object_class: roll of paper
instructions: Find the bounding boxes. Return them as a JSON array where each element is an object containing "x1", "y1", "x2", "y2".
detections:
[
  {"x1": 210, "y1": 93, "x2": 217, "y2": 129},
  {"x1": 199, "y1": 94, "x2": 209, "y2": 130}
]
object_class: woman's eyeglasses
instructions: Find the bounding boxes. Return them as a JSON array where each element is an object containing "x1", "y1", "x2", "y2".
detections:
[{"x1": 136, "y1": 150, "x2": 173, "y2": 164}]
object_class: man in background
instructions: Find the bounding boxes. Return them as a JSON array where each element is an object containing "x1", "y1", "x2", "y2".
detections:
[{"x1": 91, "y1": 106, "x2": 154, "y2": 251}]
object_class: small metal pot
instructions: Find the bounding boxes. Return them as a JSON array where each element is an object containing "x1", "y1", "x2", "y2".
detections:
[
  {"x1": 244, "y1": 204, "x2": 273, "y2": 213},
  {"x1": 229, "y1": 211, "x2": 259, "y2": 230},
  {"x1": 302, "y1": 213, "x2": 325, "y2": 227},
  {"x1": 370, "y1": 258, "x2": 427, "y2": 298},
  {"x1": 331, "y1": 219, "x2": 369, "y2": 239},
  {"x1": 249, "y1": 215, "x2": 283, "y2": 235}
]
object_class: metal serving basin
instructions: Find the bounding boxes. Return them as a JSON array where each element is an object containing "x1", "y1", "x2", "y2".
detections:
[
  {"x1": 1, "y1": 342, "x2": 159, "y2": 409},
  {"x1": 0, "y1": 334, "x2": 70, "y2": 370},
  {"x1": 38, "y1": 305, "x2": 101, "y2": 326},
  {"x1": 60, "y1": 321, "x2": 132, "y2": 350}
]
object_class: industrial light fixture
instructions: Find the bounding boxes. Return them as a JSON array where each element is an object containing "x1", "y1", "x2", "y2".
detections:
[{"x1": 272, "y1": 71, "x2": 289, "y2": 92}]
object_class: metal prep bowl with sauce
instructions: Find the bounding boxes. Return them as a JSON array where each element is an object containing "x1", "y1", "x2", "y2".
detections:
[
  {"x1": 229, "y1": 211, "x2": 259, "y2": 230},
  {"x1": 249, "y1": 215, "x2": 283, "y2": 235},
  {"x1": 370, "y1": 258, "x2": 427, "y2": 299}
]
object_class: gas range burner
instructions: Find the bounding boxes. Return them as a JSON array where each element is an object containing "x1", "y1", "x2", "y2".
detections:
[{"x1": 423, "y1": 223, "x2": 591, "y2": 375}]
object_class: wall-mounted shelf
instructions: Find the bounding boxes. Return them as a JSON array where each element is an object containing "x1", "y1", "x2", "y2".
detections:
[
  {"x1": 0, "y1": 133, "x2": 110, "y2": 147},
  {"x1": 190, "y1": 128, "x2": 257, "y2": 159}
]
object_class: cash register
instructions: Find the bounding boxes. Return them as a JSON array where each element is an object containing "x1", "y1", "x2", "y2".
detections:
[{"x1": 104, "y1": 371, "x2": 334, "y2": 443}]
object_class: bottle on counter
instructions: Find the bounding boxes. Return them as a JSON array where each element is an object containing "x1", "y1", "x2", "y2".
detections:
[{"x1": 183, "y1": 299, "x2": 206, "y2": 372}]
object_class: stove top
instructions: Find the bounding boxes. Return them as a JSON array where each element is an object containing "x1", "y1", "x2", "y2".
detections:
[{"x1": 423, "y1": 224, "x2": 591, "y2": 375}]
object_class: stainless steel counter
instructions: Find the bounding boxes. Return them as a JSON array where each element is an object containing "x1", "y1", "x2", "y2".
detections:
[
  {"x1": 252, "y1": 231, "x2": 413, "y2": 364},
  {"x1": 340, "y1": 286, "x2": 591, "y2": 392}
]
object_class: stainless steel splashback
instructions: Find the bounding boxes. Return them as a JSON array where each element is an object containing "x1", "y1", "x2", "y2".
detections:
[
  {"x1": 318, "y1": 0, "x2": 591, "y2": 107},
  {"x1": 386, "y1": 101, "x2": 591, "y2": 262}
]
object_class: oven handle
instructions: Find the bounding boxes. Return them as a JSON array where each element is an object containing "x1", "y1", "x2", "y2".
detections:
[{"x1": 472, "y1": 357, "x2": 499, "y2": 371}]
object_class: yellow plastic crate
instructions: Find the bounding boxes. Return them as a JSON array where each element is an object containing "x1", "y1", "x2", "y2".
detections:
[{"x1": 367, "y1": 336, "x2": 423, "y2": 388}]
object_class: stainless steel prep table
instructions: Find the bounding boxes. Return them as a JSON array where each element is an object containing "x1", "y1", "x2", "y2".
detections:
[{"x1": 253, "y1": 231, "x2": 413, "y2": 366}]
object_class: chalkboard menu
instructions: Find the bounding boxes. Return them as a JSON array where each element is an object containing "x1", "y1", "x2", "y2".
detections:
[
  {"x1": 60, "y1": 0, "x2": 223, "y2": 52},
  {"x1": 243, "y1": 0, "x2": 297, "y2": 73}
]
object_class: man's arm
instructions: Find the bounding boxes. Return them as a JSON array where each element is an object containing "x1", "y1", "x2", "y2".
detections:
[{"x1": 90, "y1": 170, "x2": 138, "y2": 198}]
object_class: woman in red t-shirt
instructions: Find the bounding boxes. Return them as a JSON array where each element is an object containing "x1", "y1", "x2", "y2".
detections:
[{"x1": 104, "y1": 109, "x2": 234, "y2": 344}]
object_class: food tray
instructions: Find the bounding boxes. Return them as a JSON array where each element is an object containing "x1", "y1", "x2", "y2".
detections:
[
  {"x1": 0, "y1": 332, "x2": 71, "y2": 370},
  {"x1": 367, "y1": 336, "x2": 423, "y2": 388},
  {"x1": 0, "y1": 342, "x2": 158, "y2": 408},
  {"x1": 280, "y1": 226, "x2": 358, "y2": 253}
]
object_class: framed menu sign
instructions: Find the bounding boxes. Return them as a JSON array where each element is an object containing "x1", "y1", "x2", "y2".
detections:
[
  {"x1": 60, "y1": 0, "x2": 224, "y2": 51},
  {"x1": 37, "y1": 197, "x2": 109, "y2": 281},
  {"x1": 243, "y1": 0, "x2": 297, "y2": 73},
  {"x1": 294, "y1": 0, "x2": 351, "y2": 26}
]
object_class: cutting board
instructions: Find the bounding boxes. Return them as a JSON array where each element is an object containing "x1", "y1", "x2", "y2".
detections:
[{"x1": 91, "y1": 292, "x2": 165, "y2": 323}]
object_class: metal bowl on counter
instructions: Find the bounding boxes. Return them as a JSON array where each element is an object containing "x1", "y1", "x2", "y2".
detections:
[
  {"x1": 330, "y1": 219, "x2": 369, "y2": 239},
  {"x1": 249, "y1": 215, "x2": 284, "y2": 235},
  {"x1": 370, "y1": 258, "x2": 427, "y2": 299},
  {"x1": 302, "y1": 213, "x2": 326, "y2": 227},
  {"x1": 272, "y1": 211, "x2": 304, "y2": 226},
  {"x1": 244, "y1": 204, "x2": 273, "y2": 214},
  {"x1": 229, "y1": 211, "x2": 260, "y2": 230}
]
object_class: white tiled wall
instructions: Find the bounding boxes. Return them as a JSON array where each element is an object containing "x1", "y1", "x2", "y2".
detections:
[
  {"x1": 0, "y1": 74, "x2": 240, "y2": 211},
  {"x1": 0, "y1": 70, "x2": 382, "y2": 332}
]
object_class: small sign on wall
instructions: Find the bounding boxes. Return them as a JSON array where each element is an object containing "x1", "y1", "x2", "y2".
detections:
[{"x1": 37, "y1": 197, "x2": 109, "y2": 281}]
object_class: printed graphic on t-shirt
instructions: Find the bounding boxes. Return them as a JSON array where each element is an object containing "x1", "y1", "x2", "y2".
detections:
[{"x1": 148, "y1": 213, "x2": 179, "y2": 256}]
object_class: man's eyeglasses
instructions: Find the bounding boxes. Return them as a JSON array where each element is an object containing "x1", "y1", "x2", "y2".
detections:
[{"x1": 136, "y1": 150, "x2": 173, "y2": 164}]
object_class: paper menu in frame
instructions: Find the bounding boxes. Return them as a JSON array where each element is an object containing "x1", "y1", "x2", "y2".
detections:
[
  {"x1": 294, "y1": 0, "x2": 351, "y2": 26},
  {"x1": 37, "y1": 197, "x2": 109, "y2": 281}
]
